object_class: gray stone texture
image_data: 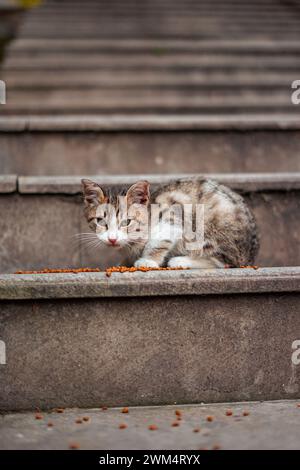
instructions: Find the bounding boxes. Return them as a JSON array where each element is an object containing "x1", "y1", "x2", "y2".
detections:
[
  {"x1": 0, "y1": 285, "x2": 299, "y2": 410},
  {"x1": 1, "y1": 400, "x2": 300, "y2": 450},
  {"x1": 1, "y1": 129, "x2": 300, "y2": 175}
]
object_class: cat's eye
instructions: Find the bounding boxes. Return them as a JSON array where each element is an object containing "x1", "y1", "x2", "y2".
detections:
[
  {"x1": 96, "y1": 217, "x2": 107, "y2": 227},
  {"x1": 120, "y1": 219, "x2": 131, "y2": 227}
]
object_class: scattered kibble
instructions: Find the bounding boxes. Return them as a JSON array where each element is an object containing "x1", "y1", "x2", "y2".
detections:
[
  {"x1": 75, "y1": 418, "x2": 83, "y2": 424},
  {"x1": 54, "y1": 408, "x2": 64, "y2": 414},
  {"x1": 297, "y1": 404, "x2": 300, "y2": 408},
  {"x1": 148, "y1": 425, "x2": 158, "y2": 431},
  {"x1": 119, "y1": 423, "x2": 127, "y2": 429},
  {"x1": 206, "y1": 416, "x2": 214, "y2": 422},
  {"x1": 243, "y1": 411, "x2": 250, "y2": 416},
  {"x1": 35, "y1": 413, "x2": 43, "y2": 420},
  {"x1": 69, "y1": 442, "x2": 80, "y2": 450},
  {"x1": 47, "y1": 422, "x2": 53, "y2": 427},
  {"x1": 171, "y1": 421, "x2": 180, "y2": 427},
  {"x1": 175, "y1": 410, "x2": 182, "y2": 417},
  {"x1": 122, "y1": 407, "x2": 129, "y2": 414},
  {"x1": 16, "y1": 266, "x2": 187, "y2": 275},
  {"x1": 102, "y1": 406, "x2": 108, "y2": 411},
  {"x1": 212, "y1": 444, "x2": 221, "y2": 450},
  {"x1": 15, "y1": 268, "x2": 101, "y2": 274},
  {"x1": 225, "y1": 410, "x2": 233, "y2": 416},
  {"x1": 193, "y1": 428, "x2": 200, "y2": 433},
  {"x1": 82, "y1": 416, "x2": 90, "y2": 422}
]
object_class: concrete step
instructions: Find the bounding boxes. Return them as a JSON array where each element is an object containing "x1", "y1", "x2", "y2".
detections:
[
  {"x1": 0, "y1": 173, "x2": 299, "y2": 273},
  {"x1": 14, "y1": 0, "x2": 300, "y2": 40},
  {"x1": 7, "y1": 38, "x2": 300, "y2": 53},
  {"x1": 1, "y1": 89, "x2": 296, "y2": 115},
  {"x1": 0, "y1": 116, "x2": 300, "y2": 175},
  {"x1": 1, "y1": 400, "x2": 300, "y2": 449},
  {"x1": 5, "y1": 52, "x2": 300, "y2": 69},
  {"x1": 2, "y1": 69, "x2": 297, "y2": 89},
  {"x1": 0, "y1": 267, "x2": 300, "y2": 410}
]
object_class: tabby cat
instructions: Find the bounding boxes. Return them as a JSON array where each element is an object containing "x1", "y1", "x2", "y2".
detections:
[{"x1": 81, "y1": 177, "x2": 259, "y2": 269}]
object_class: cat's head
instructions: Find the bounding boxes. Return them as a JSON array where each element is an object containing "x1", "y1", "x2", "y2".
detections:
[{"x1": 81, "y1": 179, "x2": 150, "y2": 248}]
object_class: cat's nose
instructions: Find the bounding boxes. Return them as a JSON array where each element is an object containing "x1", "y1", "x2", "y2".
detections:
[{"x1": 108, "y1": 237, "x2": 117, "y2": 245}]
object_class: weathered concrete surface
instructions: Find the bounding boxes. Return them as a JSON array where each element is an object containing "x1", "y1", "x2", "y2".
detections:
[
  {"x1": 1, "y1": 124, "x2": 300, "y2": 175},
  {"x1": 0, "y1": 174, "x2": 16, "y2": 193},
  {"x1": 1, "y1": 401, "x2": 300, "y2": 450},
  {"x1": 17, "y1": 173, "x2": 300, "y2": 193},
  {"x1": 1, "y1": 267, "x2": 300, "y2": 300},
  {"x1": 0, "y1": 270, "x2": 299, "y2": 410},
  {"x1": 0, "y1": 175, "x2": 300, "y2": 272}
]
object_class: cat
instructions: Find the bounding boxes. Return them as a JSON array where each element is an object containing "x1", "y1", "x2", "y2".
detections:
[{"x1": 81, "y1": 177, "x2": 259, "y2": 269}]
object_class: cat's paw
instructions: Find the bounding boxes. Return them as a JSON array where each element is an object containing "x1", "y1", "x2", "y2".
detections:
[
  {"x1": 134, "y1": 258, "x2": 159, "y2": 268},
  {"x1": 168, "y1": 256, "x2": 193, "y2": 268}
]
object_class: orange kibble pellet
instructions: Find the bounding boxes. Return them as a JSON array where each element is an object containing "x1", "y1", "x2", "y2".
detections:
[
  {"x1": 225, "y1": 410, "x2": 233, "y2": 416},
  {"x1": 122, "y1": 407, "x2": 129, "y2": 414},
  {"x1": 119, "y1": 423, "x2": 127, "y2": 429},
  {"x1": 243, "y1": 411, "x2": 250, "y2": 416},
  {"x1": 206, "y1": 416, "x2": 214, "y2": 422},
  {"x1": 193, "y1": 428, "x2": 200, "y2": 433},
  {"x1": 35, "y1": 413, "x2": 43, "y2": 420},
  {"x1": 75, "y1": 418, "x2": 83, "y2": 424},
  {"x1": 175, "y1": 410, "x2": 182, "y2": 417},
  {"x1": 102, "y1": 406, "x2": 108, "y2": 411},
  {"x1": 171, "y1": 421, "x2": 180, "y2": 427},
  {"x1": 55, "y1": 408, "x2": 64, "y2": 414},
  {"x1": 69, "y1": 442, "x2": 80, "y2": 450},
  {"x1": 212, "y1": 444, "x2": 221, "y2": 450},
  {"x1": 82, "y1": 416, "x2": 90, "y2": 422},
  {"x1": 47, "y1": 422, "x2": 53, "y2": 427},
  {"x1": 148, "y1": 425, "x2": 158, "y2": 431}
]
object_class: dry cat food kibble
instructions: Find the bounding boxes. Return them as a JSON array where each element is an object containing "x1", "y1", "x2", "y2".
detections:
[
  {"x1": 148, "y1": 425, "x2": 158, "y2": 431},
  {"x1": 54, "y1": 408, "x2": 64, "y2": 414},
  {"x1": 47, "y1": 422, "x2": 53, "y2": 427},
  {"x1": 193, "y1": 428, "x2": 200, "y2": 433},
  {"x1": 75, "y1": 419, "x2": 83, "y2": 424},
  {"x1": 206, "y1": 416, "x2": 214, "y2": 422},
  {"x1": 35, "y1": 413, "x2": 43, "y2": 420},
  {"x1": 119, "y1": 423, "x2": 127, "y2": 429},
  {"x1": 105, "y1": 266, "x2": 187, "y2": 277},
  {"x1": 243, "y1": 411, "x2": 250, "y2": 416},
  {"x1": 69, "y1": 442, "x2": 80, "y2": 450},
  {"x1": 121, "y1": 407, "x2": 129, "y2": 414},
  {"x1": 175, "y1": 410, "x2": 182, "y2": 417},
  {"x1": 212, "y1": 444, "x2": 221, "y2": 450},
  {"x1": 15, "y1": 268, "x2": 101, "y2": 274},
  {"x1": 225, "y1": 410, "x2": 233, "y2": 416},
  {"x1": 171, "y1": 421, "x2": 180, "y2": 427},
  {"x1": 15, "y1": 266, "x2": 187, "y2": 275}
]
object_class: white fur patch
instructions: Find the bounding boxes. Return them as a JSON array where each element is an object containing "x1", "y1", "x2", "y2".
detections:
[
  {"x1": 134, "y1": 258, "x2": 159, "y2": 268},
  {"x1": 168, "y1": 256, "x2": 224, "y2": 269}
]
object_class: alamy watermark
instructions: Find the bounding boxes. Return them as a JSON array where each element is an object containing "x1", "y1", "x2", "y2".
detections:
[
  {"x1": 0, "y1": 80, "x2": 5, "y2": 104},
  {"x1": 291, "y1": 80, "x2": 300, "y2": 105},
  {"x1": 95, "y1": 201, "x2": 205, "y2": 252},
  {"x1": 291, "y1": 340, "x2": 300, "y2": 365},
  {"x1": 0, "y1": 340, "x2": 6, "y2": 365}
]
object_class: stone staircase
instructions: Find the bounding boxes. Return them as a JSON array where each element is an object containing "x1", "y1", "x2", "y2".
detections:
[{"x1": 0, "y1": 0, "x2": 300, "y2": 429}]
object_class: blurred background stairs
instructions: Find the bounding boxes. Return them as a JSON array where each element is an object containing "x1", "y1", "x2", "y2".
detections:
[{"x1": 0, "y1": 1, "x2": 300, "y2": 447}]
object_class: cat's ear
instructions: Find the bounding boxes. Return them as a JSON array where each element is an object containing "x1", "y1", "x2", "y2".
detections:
[
  {"x1": 81, "y1": 179, "x2": 105, "y2": 206},
  {"x1": 126, "y1": 180, "x2": 150, "y2": 206}
]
